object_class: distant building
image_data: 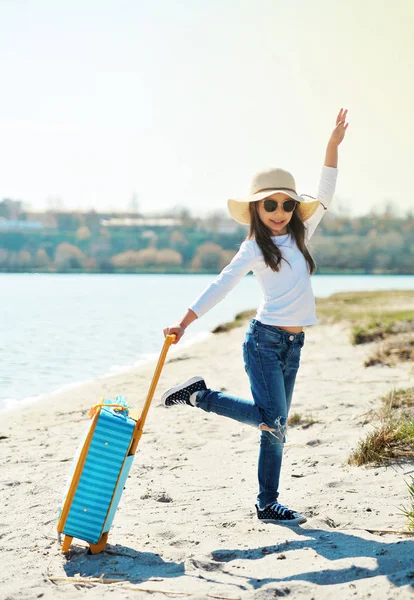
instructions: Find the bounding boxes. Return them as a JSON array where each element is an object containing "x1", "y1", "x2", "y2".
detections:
[
  {"x1": 215, "y1": 223, "x2": 245, "y2": 234},
  {"x1": 200, "y1": 218, "x2": 242, "y2": 234},
  {"x1": 101, "y1": 217, "x2": 181, "y2": 228}
]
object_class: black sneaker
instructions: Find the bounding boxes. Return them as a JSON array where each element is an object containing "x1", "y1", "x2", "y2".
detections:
[
  {"x1": 255, "y1": 503, "x2": 307, "y2": 525},
  {"x1": 161, "y1": 376, "x2": 207, "y2": 407}
]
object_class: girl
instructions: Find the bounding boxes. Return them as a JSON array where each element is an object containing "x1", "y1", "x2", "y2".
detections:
[{"x1": 162, "y1": 108, "x2": 349, "y2": 525}]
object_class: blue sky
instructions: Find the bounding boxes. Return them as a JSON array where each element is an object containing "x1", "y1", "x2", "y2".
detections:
[{"x1": 0, "y1": 0, "x2": 413, "y2": 217}]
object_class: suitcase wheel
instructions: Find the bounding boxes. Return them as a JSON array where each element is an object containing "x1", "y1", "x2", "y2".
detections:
[{"x1": 88, "y1": 531, "x2": 109, "y2": 555}]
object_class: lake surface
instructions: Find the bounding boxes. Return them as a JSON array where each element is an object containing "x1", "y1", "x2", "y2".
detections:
[{"x1": 1, "y1": 273, "x2": 413, "y2": 410}]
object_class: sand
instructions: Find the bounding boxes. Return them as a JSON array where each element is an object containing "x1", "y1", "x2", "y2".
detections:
[{"x1": 1, "y1": 314, "x2": 414, "y2": 599}]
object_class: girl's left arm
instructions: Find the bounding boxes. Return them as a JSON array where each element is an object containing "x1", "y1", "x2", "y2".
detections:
[{"x1": 305, "y1": 108, "x2": 349, "y2": 240}]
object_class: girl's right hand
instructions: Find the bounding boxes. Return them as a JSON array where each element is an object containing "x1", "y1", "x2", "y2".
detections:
[{"x1": 163, "y1": 324, "x2": 186, "y2": 344}]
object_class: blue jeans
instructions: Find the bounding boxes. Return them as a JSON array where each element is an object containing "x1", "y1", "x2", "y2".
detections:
[{"x1": 196, "y1": 318, "x2": 305, "y2": 510}]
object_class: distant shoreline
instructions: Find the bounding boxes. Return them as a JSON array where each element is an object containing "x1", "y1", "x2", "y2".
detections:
[{"x1": 1, "y1": 268, "x2": 413, "y2": 276}]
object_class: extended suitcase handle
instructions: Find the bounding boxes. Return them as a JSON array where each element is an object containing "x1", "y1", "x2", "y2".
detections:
[
  {"x1": 129, "y1": 333, "x2": 176, "y2": 454},
  {"x1": 58, "y1": 334, "x2": 177, "y2": 554}
]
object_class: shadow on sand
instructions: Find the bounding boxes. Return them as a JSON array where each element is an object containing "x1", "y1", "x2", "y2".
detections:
[
  {"x1": 210, "y1": 526, "x2": 414, "y2": 590},
  {"x1": 61, "y1": 526, "x2": 414, "y2": 593}
]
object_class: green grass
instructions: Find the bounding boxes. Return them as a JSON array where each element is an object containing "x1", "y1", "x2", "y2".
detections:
[
  {"x1": 399, "y1": 476, "x2": 414, "y2": 531},
  {"x1": 351, "y1": 313, "x2": 414, "y2": 345},
  {"x1": 395, "y1": 420, "x2": 414, "y2": 441},
  {"x1": 315, "y1": 290, "x2": 414, "y2": 326},
  {"x1": 315, "y1": 290, "x2": 414, "y2": 351}
]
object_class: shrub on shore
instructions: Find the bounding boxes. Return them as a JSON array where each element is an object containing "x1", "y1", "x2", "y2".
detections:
[
  {"x1": 316, "y1": 291, "x2": 414, "y2": 326},
  {"x1": 348, "y1": 387, "x2": 414, "y2": 467},
  {"x1": 364, "y1": 333, "x2": 414, "y2": 367},
  {"x1": 351, "y1": 316, "x2": 414, "y2": 345},
  {"x1": 212, "y1": 310, "x2": 256, "y2": 334}
]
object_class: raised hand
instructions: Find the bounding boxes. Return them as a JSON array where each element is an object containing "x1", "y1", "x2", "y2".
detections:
[{"x1": 329, "y1": 108, "x2": 349, "y2": 146}]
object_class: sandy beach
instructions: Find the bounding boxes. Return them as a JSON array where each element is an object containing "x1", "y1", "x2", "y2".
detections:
[{"x1": 1, "y1": 310, "x2": 414, "y2": 599}]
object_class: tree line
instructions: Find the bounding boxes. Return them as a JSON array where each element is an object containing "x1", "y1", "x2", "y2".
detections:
[{"x1": 0, "y1": 206, "x2": 412, "y2": 274}]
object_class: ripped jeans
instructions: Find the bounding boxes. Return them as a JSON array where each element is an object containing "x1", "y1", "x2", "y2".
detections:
[{"x1": 195, "y1": 318, "x2": 305, "y2": 510}]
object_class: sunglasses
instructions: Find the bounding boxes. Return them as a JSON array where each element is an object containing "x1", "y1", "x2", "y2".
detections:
[{"x1": 263, "y1": 198, "x2": 298, "y2": 213}]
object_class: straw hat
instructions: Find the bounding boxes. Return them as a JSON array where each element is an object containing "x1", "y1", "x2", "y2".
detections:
[{"x1": 227, "y1": 168, "x2": 321, "y2": 225}]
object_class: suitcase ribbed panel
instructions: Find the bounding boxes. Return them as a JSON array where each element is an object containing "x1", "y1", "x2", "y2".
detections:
[
  {"x1": 102, "y1": 455, "x2": 135, "y2": 532},
  {"x1": 63, "y1": 408, "x2": 135, "y2": 544}
]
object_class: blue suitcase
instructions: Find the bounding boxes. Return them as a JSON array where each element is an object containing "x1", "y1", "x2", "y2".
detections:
[{"x1": 57, "y1": 334, "x2": 175, "y2": 553}]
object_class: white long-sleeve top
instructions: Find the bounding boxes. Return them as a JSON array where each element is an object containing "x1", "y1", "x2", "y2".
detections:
[{"x1": 188, "y1": 166, "x2": 338, "y2": 327}]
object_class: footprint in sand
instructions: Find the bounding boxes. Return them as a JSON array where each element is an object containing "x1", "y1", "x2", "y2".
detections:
[
  {"x1": 156, "y1": 529, "x2": 178, "y2": 541},
  {"x1": 186, "y1": 555, "x2": 225, "y2": 572}
]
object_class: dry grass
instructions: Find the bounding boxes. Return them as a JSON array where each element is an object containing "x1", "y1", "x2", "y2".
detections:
[
  {"x1": 212, "y1": 309, "x2": 256, "y2": 334},
  {"x1": 348, "y1": 387, "x2": 414, "y2": 467},
  {"x1": 288, "y1": 412, "x2": 318, "y2": 428},
  {"x1": 348, "y1": 420, "x2": 414, "y2": 466},
  {"x1": 364, "y1": 332, "x2": 414, "y2": 367}
]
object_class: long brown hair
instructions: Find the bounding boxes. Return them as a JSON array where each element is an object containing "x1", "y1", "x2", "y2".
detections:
[{"x1": 247, "y1": 201, "x2": 316, "y2": 275}]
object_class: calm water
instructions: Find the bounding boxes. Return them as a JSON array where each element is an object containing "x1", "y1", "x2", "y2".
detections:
[{"x1": 1, "y1": 273, "x2": 413, "y2": 410}]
